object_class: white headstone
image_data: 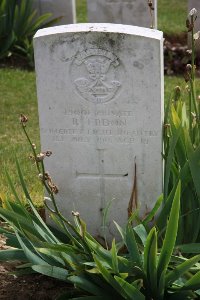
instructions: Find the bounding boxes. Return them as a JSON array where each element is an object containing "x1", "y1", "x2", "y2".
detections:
[
  {"x1": 33, "y1": 0, "x2": 76, "y2": 25},
  {"x1": 34, "y1": 24, "x2": 163, "y2": 240},
  {"x1": 87, "y1": 0, "x2": 157, "y2": 29}
]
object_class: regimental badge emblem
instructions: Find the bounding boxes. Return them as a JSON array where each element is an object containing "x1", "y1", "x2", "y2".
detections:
[{"x1": 71, "y1": 49, "x2": 122, "y2": 104}]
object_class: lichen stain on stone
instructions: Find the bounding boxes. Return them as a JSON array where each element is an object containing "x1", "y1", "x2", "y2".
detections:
[
  {"x1": 50, "y1": 34, "x2": 82, "y2": 53},
  {"x1": 86, "y1": 32, "x2": 126, "y2": 52},
  {"x1": 133, "y1": 61, "x2": 144, "y2": 70}
]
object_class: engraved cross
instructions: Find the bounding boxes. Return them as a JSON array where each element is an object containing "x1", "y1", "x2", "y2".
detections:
[{"x1": 76, "y1": 149, "x2": 127, "y2": 210}]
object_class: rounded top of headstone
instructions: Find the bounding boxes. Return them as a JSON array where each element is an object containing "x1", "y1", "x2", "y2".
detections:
[{"x1": 34, "y1": 23, "x2": 163, "y2": 40}]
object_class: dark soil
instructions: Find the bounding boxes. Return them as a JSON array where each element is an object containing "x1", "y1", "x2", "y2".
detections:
[
  {"x1": 0, "y1": 235, "x2": 73, "y2": 300},
  {"x1": 0, "y1": 262, "x2": 72, "y2": 300},
  {"x1": 0, "y1": 55, "x2": 34, "y2": 71},
  {"x1": 164, "y1": 32, "x2": 187, "y2": 44}
]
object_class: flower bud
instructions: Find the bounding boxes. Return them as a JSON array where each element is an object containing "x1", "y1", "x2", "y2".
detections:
[
  {"x1": 45, "y1": 151, "x2": 52, "y2": 157},
  {"x1": 174, "y1": 86, "x2": 181, "y2": 102},
  {"x1": 186, "y1": 49, "x2": 192, "y2": 55},
  {"x1": 44, "y1": 197, "x2": 52, "y2": 202},
  {"x1": 148, "y1": 0, "x2": 153, "y2": 8},
  {"x1": 72, "y1": 211, "x2": 80, "y2": 217},
  {"x1": 29, "y1": 155, "x2": 35, "y2": 161},
  {"x1": 44, "y1": 172, "x2": 50, "y2": 180},
  {"x1": 186, "y1": 8, "x2": 197, "y2": 32},
  {"x1": 188, "y1": 8, "x2": 197, "y2": 18},
  {"x1": 185, "y1": 85, "x2": 191, "y2": 93},
  {"x1": 20, "y1": 114, "x2": 28, "y2": 126},
  {"x1": 194, "y1": 31, "x2": 200, "y2": 40},
  {"x1": 186, "y1": 64, "x2": 192, "y2": 72},
  {"x1": 36, "y1": 153, "x2": 45, "y2": 162},
  {"x1": 51, "y1": 185, "x2": 59, "y2": 194}
]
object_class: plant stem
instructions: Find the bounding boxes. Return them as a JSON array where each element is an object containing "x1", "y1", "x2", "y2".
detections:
[
  {"x1": 21, "y1": 125, "x2": 41, "y2": 174},
  {"x1": 22, "y1": 122, "x2": 93, "y2": 258},
  {"x1": 189, "y1": 91, "x2": 192, "y2": 139}
]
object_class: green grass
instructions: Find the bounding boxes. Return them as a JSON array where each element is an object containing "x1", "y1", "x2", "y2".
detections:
[
  {"x1": 76, "y1": 0, "x2": 87, "y2": 23},
  {"x1": 0, "y1": 69, "x2": 43, "y2": 206},
  {"x1": 157, "y1": 0, "x2": 187, "y2": 35},
  {"x1": 76, "y1": 0, "x2": 188, "y2": 35}
]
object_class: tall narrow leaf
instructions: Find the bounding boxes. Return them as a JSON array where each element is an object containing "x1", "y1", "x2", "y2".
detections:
[
  {"x1": 111, "y1": 239, "x2": 119, "y2": 274},
  {"x1": 157, "y1": 182, "x2": 181, "y2": 281},
  {"x1": 114, "y1": 276, "x2": 145, "y2": 300},
  {"x1": 143, "y1": 227, "x2": 157, "y2": 297},
  {"x1": 125, "y1": 223, "x2": 142, "y2": 267},
  {"x1": 165, "y1": 254, "x2": 200, "y2": 287},
  {"x1": 32, "y1": 265, "x2": 69, "y2": 281}
]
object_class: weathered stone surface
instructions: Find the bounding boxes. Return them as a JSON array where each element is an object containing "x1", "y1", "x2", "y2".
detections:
[
  {"x1": 34, "y1": 24, "x2": 163, "y2": 241},
  {"x1": 87, "y1": 0, "x2": 157, "y2": 28},
  {"x1": 33, "y1": 0, "x2": 76, "y2": 25}
]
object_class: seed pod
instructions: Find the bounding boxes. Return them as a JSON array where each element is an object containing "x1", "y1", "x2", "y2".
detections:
[
  {"x1": 45, "y1": 151, "x2": 52, "y2": 157},
  {"x1": 20, "y1": 114, "x2": 28, "y2": 125},
  {"x1": 36, "y1": 153, "x2": 45, "y2": 162},
  {"x1": 174, "y1": 86, "x2": 181, "y2": 102}
]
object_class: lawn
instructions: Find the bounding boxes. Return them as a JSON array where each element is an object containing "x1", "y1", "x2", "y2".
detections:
[
  {"x1": 0, "y1": 69, "x2": 43, "y2": 206},
  {"x1": 157, "y1": 0, "x2": 187, "y2": 35}
]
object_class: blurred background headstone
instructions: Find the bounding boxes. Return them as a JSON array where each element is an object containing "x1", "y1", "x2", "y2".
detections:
[
  {"x1": 87, "y1": 0, "x2": 157, "y2": 29},
  {"x1": 33, "y1": 0, "x2": 76, "y2": 25}
]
